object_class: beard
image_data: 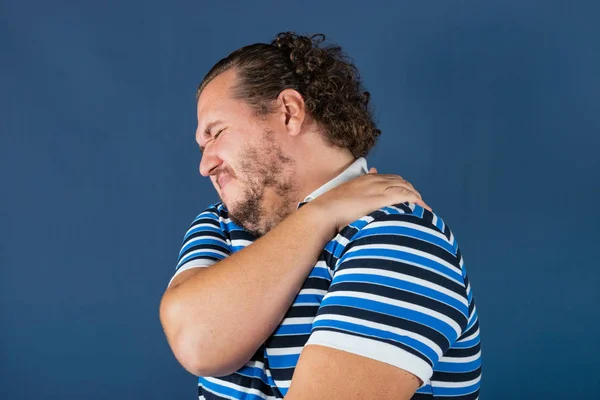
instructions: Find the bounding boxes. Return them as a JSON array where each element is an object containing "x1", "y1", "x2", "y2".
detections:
[{"x1": 224, "y1": 130, "x2": 299, "y2": 237}]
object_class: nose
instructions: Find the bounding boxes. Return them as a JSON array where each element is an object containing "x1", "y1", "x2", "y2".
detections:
[{"x1": 199, "y1": 145, "x2": 222, "y2": 177}]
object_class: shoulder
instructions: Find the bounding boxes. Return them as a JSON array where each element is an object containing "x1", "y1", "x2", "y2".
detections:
[
  {"x1": 182, "y1": 202, "x2": 229, "y2": 239},
  {"x1": 191, "y1": 201, "x2": 228, "y2": 222},
  {"x1": 340, "y1": 202, "x2": 459, "y2": 257},
  {"x1": 188, "y1": 202, "x2": 255, "y2": 244}
]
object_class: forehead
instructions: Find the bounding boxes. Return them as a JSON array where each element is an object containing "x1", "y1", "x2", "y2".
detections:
[{"x1": 196, "y1": 69, "x2": 238, "y2": 122}]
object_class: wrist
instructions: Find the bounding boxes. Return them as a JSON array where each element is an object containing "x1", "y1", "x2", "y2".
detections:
[{"x1": 299, "y1": 199, "x2": 337, "y2": 238}]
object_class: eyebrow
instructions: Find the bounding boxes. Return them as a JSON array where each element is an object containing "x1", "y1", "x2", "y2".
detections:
[{"x1": 198, "y1": 120, "x2": 224, "y2": 154}]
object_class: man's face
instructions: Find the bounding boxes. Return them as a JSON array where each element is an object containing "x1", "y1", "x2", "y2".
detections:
[{"x1": 196, "y1": 69, "x2": 300, "y2": 236}]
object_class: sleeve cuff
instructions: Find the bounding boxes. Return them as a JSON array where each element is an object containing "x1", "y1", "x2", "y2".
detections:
[
  {"x1": 306, "y1": 330, "x2": 433, "y2": 387},
  {"x1": 168, "y1": 259, "x2": 217, "y2": 287}
]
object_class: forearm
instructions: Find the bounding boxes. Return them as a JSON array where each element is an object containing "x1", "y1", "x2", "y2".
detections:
[{"x1": 160, "y1": 203, "x2": 335, "y2": 376}]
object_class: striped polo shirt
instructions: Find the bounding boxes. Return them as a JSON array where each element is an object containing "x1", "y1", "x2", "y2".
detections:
[{"x1": 171, "y1": 158, "x2": 482, "y2": 399}]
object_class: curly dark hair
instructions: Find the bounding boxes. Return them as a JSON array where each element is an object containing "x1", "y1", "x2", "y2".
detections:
[{"x1": 197, "y1": 32, "x2": 381, "y2": 158}]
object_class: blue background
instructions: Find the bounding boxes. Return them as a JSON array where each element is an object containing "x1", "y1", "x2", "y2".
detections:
[{"x1": 1, "y1": 1, "x2": 599, "y2": 399}]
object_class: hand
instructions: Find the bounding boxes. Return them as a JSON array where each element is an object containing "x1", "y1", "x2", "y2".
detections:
[{"x1": 309, "y1": 167, "x2": 432, "y2": 232}]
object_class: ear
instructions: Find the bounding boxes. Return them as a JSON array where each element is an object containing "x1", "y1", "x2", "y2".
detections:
[{"x1": 276, "y1": 88, "x2": 306, "y2": 137}]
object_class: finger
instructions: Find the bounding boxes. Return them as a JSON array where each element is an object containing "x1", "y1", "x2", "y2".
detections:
[
  {"x1": 383, "y1": 186, "x2": 430, "y2": 210},
  {"x1": 369, "y1": 167, "x2": 378, "y2": 174},
  {"x1": 378, "y1": 180, "x2": 423, "y2": 201},
  {"x1": 415, "y1": 199, "x2": 433, "y2": 212},
  {"x1": 391, "y1": 180, "x2": 422, "y2": 200},
  {"x1": 376, "y1": 174, "x2": 403, "y2": 180}
]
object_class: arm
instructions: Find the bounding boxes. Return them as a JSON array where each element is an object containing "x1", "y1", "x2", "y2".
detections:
[
  {"x1": 285, "y1": 205, "x2": 471, "y2": 399},
  {"x1": 160, "y1": 203, "x2": 336, "y2": 377},
  {"x1": 160, "y1": 172, "x2": 430, "y2": 377},
  {"x1": 285, "y1": 345, "x2": 420, "y2": 400}
]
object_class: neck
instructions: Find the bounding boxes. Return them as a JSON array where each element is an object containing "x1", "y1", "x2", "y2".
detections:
[{"x1": 294, "y1": 147, "x2": 356, "y2": 203}]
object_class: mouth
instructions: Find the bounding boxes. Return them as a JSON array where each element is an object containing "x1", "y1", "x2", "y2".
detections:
[{"x1": 217, "y1": 174, "x2": 233, "y2": 190}]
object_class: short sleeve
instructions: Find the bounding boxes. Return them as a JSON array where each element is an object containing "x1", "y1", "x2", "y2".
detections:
[
  {"x1": 305, "y1": 211, "x2": 470, "y2": 385},
  {"x1": 168, "y1": 205, "x2": 231, "y2": 286}
]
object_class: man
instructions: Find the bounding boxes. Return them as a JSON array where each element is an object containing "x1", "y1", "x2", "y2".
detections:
[{"x1": 160, "y1": 32, "x2": 481, "y2": 400}]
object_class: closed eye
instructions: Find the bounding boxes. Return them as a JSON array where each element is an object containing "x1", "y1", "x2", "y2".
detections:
[
  {"x1": 199, "y1": 128, "x2": 226, "y2": 155},
  {"x1": 214, "y1": 129, "x2": 225, "y2": 139}
]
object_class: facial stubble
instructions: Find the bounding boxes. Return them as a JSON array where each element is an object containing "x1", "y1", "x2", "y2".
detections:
[{"x1": 225, "y1": 130, "x2": 299, "y2": 237}]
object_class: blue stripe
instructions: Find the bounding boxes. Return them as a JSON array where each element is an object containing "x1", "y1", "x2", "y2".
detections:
[
  {"x1": 341, "y1": 248, "x2": 463, "y2": 282},
  {"x1": 319, "y1": 295, "x2": 458, "y2": 341},
  {"x1": 309, "y1": 266, "x2": 332, "y2": 280},
  {"x1": 436, "y1": 358, "x2": 481, "y2": 372},
  {"x1": 274, "y1": 323, "x2": 313, "y2": 336},
  {"x1": 432, "y1": 382, "x2": 480, "y2": 396},
  {"x1": 177, "y1": 250, "x2": 226, "y2": 268},
  {"x1": 435, "y1": 217, "x2": 445, "y2": 232},
  {"x1": 331, "y1": 273, "x2": 468, "y2": 316},
  {"x1": 412, "y1": 204, "x2": 425, "y2": 218},
  {"x1": 200, "y1": 377, "x2": 268, "y2": 400},
  {"x1": 236, "y1": 365, "x2": 271, "y2": 386},
  {"x1": 178, "y1": 238, "x2": 229, "y2": 257},
  {"x1": 453, "y1": 337, "x2": 480, "y2": 349},
  {"x1": 347, "y1": 218, "x2": 372, "y2": 231},
  {"x1": 267, "y1": 353, "x2": 300, "y2": 369},
  {"x1": 184, "y1": 224, "x2": 223, "y2": 240},
  {"x1": 192, "y1": 211, "x2": 219, "y2": 223},
  {"x1": 312, "y1": 318, "x2": 437, "y2": 364},
  {"x1": 294, "y1": 293, "x2": 324, "y2": 304},
  {"x1": 325, "y1": 238, "x2": 351, "y2": 259},
  {"x1": 465, "y1": 313, "x2": 478, "y2": 331},
  {"x1": 415, "y1": 384, "x2": 433, "y2": 394},
  {"x1": 352, "y1": 225, "x2": 455, "y2": 255},
  {"x1": 232, "y1": 245, "x2": 247, "y2": 253},
  {"x1": 381, "y1": 206, "x2": 406, "y2": 215}
]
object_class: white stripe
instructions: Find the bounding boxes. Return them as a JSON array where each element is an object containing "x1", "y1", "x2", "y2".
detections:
[
  {"x1": 337, "y1": 255, "x2": 463, "y2": 285},
  {"x1": 186, "y1": 222, "x2": 219, "y2": 236},
  {"x1": 273, "y1": 379, "x2": 291, "y2": 389},
  {"x1": 280, "y1": 317, "x2": 315, "y2": 325},
  {"x1": 314, "y1": 261, "x2": 334, "y2": 279},
  {"x1": 458, "y1": 328, "x2": 480, "y2": 342},
  {"x1": 203, "y1": 377, "x2": 278, "y2": 400},
  {"x1": 325, "y1": 290, "x2": 462, "y2": 336},
  {"x1": 168, "y1": 260, "x2": 214, "y2": 287},
  {"x1": 182, "y1": 235, "x2": 228, "y2": 250},
  {"x1": 231, "y1": 239, "x2": 252, "y2": 247},
  {"x1": 307, "y1": 330, "x2": 433, "y2": 387},
  {"x1": 313, "y1": 313, "x2": 443, "y2": 358},
  {"x1": 441, "y1": 350, "x2": 481, "y2": 363},
  {"x1": 201, "y1": 385, "x2": 239, "y2": 400},
  {"x1": 387, "y1": 205, "x2": 408, "y2": 214},
  {"x1": 344, "y1": 244, "x2": 458, "y2": 273},
  {"x1": 218, "y1": 216, "x2": 231, "y2": 224},
  {"x1": 364, "y1": 220, "x2": 449, "y2": 243},
  {"x1": 177, "y1": 248, "x2": 229, "y2": 266},
  {"x1": 245, "y1": 360, "x2": 265, "y2": 369},
  {"x1": 333, "y1": 234, "x2": 350, "y2": 247},
  {"x1": 334, "y1": 267, "x2": 469, "y2": 307},
  {"x1": 298, "y1": 288, "x2": 327, "y2": 296},
  {"x1": 431, "y1": 374, "x2": 481, "y2": 388},
  {"x1": 343, "y1": 244, "x2": 464, "y2": 280},
  {"x1": 468, "y1": 305, "x2": 478, "y2": 323},
  {"x1": 193, "y1": 211, "x2": 218, "y2": 222},
  {"x1": 266, "y1": 346, "x2": 304, "y2": 356}
]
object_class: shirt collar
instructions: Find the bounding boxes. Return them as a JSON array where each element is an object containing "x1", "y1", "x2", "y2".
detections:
[{"x1": 297, "y1": 157, "x2": 368, "y2": 208}]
